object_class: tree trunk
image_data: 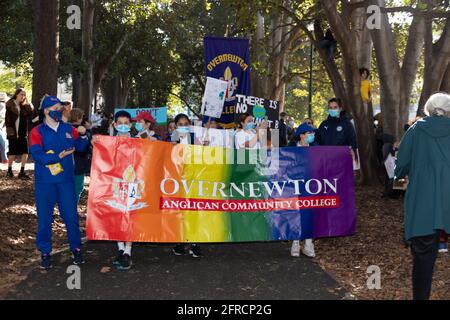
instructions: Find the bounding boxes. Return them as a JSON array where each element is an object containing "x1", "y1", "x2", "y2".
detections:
[
  {"x1": 321, "y1": 0, "x2": 378, "y2": 185},
  {"x1": 102, "y1": 76, "x2": 119, "y2": 115},
  {"x1": 119, "y1": 73, "x2": 131, "y2": 107},
  {"x1": 251, "y1": 11, "x2": 266, "y2": 97},
  {"x1": 417, "y1": 18, "x2": 450, "y2": 115},
  {"x1": 399, "y1": 15, "x2": 425, "y2": 130},
  {"x1": 440, "y1": 63, "x2": 450, "y2": 93},
  {"x1": 367, "y1": 0, "x2": 422, "y2": 141},
  {"x1": 32, "y1": 0, "x2": 60, "y2": 108},
  {"x1": 102, "y1": 73, "x2": 131, "y2": 115},
  {"x1": 91, "y1": 34, "x2": 129, "y2": 108},
  {"x1": 312, "y1": 20, "x2": 349, "y2": 108},
  {"x1": 79, "y1": 0, "x2": 95, "y2": 115},
  {"x1": 71, "y1": 72, "x2": 81, "y2": 107},
  {"x1": 351, "y1": 0, "x2": 372, "y2": 69}
]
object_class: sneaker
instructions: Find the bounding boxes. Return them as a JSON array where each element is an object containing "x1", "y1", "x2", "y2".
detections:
[
  {"x1": 72, "y1": 248, "x2": 85, "y2": 265},
  {"x1": 18, "y1": 172, "x2": 31, "y2": 180},
  {"x1": 291, "y1": 240, "x2": 300, "y2": 257},
  {"x1": 172, "y1": 244, "x2": 186, "y2": 256},
  {"x1": 116, "y1": 254, "x2": 132, "y2": 271},
  {"x1": 438, "y1": 242, "x2": 448, "y2": 253},
  {"x1": 113, "y1": 250, "x2": 124, "y2": 266},
  {"x1": 6, "y1": 169, "x2": 13, "y2": 178},
  {"x1": 302, "y1": 239, "x2": 316, "y2": 258},
  {"x1": 189, "y1": 244, "x2": 203, "y2": 258},
  {"x1": 40, "y1": 254, "x2": 52, "y2": 270}
]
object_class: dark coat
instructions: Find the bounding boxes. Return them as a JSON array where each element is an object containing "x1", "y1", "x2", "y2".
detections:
[
  {"x1": 72, "y1": 124, "x2": 93, "y2": 176},
  {"x1": 279, "y1": 119, "x2": 288, "y2": 147},
  {"x1": 317, "y1": 113, "x2": 358, "y2": 150},
  {"x1": 5, "y1": 99, "x2": 33, "y2": 138}
]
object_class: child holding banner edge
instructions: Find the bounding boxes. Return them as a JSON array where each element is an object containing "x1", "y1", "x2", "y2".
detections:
[
  {"x1": 134, "y1": 112, "x2": 162, "y2": 141},
  {"x1": 110, "y1": 110, "x2": 135, "y2": 271},
  {"x1": 290, "y1": 123, "x2": 316, "y2": 258},
  {"x1": 171, "y1": 113, "x2": 203, "y2": 258},
  {"x1": 234, "y1": 113, "x2": 268, "y2": 150}
]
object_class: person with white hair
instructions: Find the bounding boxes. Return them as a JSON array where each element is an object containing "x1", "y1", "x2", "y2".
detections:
[
  {"x1": 395, "y1": 92, "x2": 450, "y2": 300},
  {"x1": 0, "y1": 92, "x2": 9, "y2": 163}
]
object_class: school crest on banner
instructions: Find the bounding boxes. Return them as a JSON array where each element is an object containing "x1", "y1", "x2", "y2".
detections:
[{"x1": 106, "y1": 165, "x2": 148, "y2": 212}]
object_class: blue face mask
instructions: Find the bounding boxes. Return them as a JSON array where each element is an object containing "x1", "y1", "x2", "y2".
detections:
[
  {"x1": 306, "y1": 133, "x2": 315, "y2": 144},
  {"x1": 245, "y1": 122, "x2": 256, "y2": 130},
  {"x1": 176, "y1": 126, "x2": 190, "y2": 134},
  {"x1": 135, "y1": 123, "x2": 144, "y2": 132},
  {"x1": 48, "y1": 110, "x2": 63, "y2": 122},
  {"x1": 329, "y1": 109, "x2": 340, "y2": 118},
  {"x1": 116, "y1": 124, "x2": 131, "y2": 134}
]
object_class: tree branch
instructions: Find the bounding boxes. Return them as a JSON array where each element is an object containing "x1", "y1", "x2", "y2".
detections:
[{"x1": 169, "y1": 92, "x2": 202, "y2": 119}]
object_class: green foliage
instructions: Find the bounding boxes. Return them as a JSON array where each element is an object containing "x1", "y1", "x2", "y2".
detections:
[
  {"x1": 0, "y1": 0, "x2": 33, "y2": 67},
  {"x1": 1, "y1": 0, "x2": 444, "y2": 122},
  {"x1": 0, "y1": 64, "x2": 33, "y2": 95}
]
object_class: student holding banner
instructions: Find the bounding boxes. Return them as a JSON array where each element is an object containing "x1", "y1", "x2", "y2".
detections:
[
  {"x1": 201, "y1": 118, "x2": 224, "y2": 147},
  {"x1": 290, "y1": 123, "x2": 316, "y2": 258},
  {"x1": 172, "y1": 113, "x2": 203, "y2": 258},
  {"x1": 135, "y1": 112, "x2": 162, "y2": 141},
  {"x1": 235, "y1": 113, "x2": 268, "y2": 149},
  {"x1": 165, "y1": 120, "x2": 176, "y2": 142},
  {"x1": 110, "y1": 110, "x2": 135, "y2": 271}
]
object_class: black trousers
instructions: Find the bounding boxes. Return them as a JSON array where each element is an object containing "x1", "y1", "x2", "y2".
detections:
[{"x1": 410, "y1": 232, "x2": 439, "y2": 300}]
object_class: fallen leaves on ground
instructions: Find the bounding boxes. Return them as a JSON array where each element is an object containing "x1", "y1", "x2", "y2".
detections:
[
  {"x1": 315, "y1": 185, "x2": 450, "y2": 300},
  {"x1": 0, "y1": 170, "x2": 87, "y2": 297}
]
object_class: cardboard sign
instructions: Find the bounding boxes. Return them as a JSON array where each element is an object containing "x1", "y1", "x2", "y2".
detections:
[
  {"x1": 201, "y1": 77, "x2": 228, "y2": 119},
  {"x1": 235, "y1": 95, "x2": 280, "y2": 129}
]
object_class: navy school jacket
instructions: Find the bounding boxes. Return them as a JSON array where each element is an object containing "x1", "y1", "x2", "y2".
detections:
[{"x1": 316, "y1": 113, "x2": 358, "y2": 150}]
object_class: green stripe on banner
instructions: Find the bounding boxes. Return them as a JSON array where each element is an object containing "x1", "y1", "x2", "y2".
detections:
[{"x1": 228, "y1": 150, "x2": 271, "y2": 242}]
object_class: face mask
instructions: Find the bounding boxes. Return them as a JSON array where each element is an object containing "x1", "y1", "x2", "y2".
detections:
[
  {"x1": 116, "y1": 124, "x2": 131, "y2": 134},
  {"x1": 329, "y1": 109, "x2": 340, "y2": 118},
  {"x1": 245, "y1": 122, "x2": 256, "y2": 130},
  {"x1": 135, "y1": 123, "x2": 144, "y2": 132},
  {"x1": 288, "y1": 121, "x2": 295, "y2": 127},
  {"x1": 307, "y1": 133, "x2": 315, "y2": 144},
  {"x1": 48, "y1": 110, "x2": 63, "y2": 122},
  {"x1": 176, "y1": 126, "x2": 190, "y2": 134}
]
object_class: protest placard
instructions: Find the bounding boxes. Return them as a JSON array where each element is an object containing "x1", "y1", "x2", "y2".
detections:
[
  {"x1": 235, "y1": 94, "x2": 280, "y2": 129},
  {"x1": 201, "y1": 77, "x2": 228, "y2": 119}
]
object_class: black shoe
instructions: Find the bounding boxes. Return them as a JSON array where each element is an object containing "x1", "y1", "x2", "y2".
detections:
[
  {"x1": 72, "y1": 248, "x2": 85, "y2": 265},
  {"x1": 189, "y1": 244, "x2": 203, "y2": 258},
  {"x1": 116, "y1": 254, "x2": 132, "y2": 271},
  {"x1": 18, "y1": 172, "x2": 31, "y2": 180},
  {"x1": 6, "y1": 169, "x2": 13, "y2": 178},
  {"x1": 172, "y1": 244, "x2": 186, "y2": 256},
  {"x1": 113, "y1": 250, "x2": 124, "y2": 266},
  {"x1": 40, "y1": 254, "x2": 52, "y2": 270}
]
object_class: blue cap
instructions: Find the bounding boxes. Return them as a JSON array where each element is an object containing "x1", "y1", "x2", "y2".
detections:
[
  {"x1": 295, "y1": 123, "x2": 315, "y2": 137},
  {"x1": 41, "y1": 96, "x2": 63, "y2": 110}
]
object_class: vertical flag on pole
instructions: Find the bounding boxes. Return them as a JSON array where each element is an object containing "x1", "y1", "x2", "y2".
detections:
[{"x1": 204, "y1": 36, "x2": 251, "y2": 128}]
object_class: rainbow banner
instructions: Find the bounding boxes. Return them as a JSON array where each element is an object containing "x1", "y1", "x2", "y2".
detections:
[{"x1": 86, "y1": 136, "x2": 356, "y2": 242}]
